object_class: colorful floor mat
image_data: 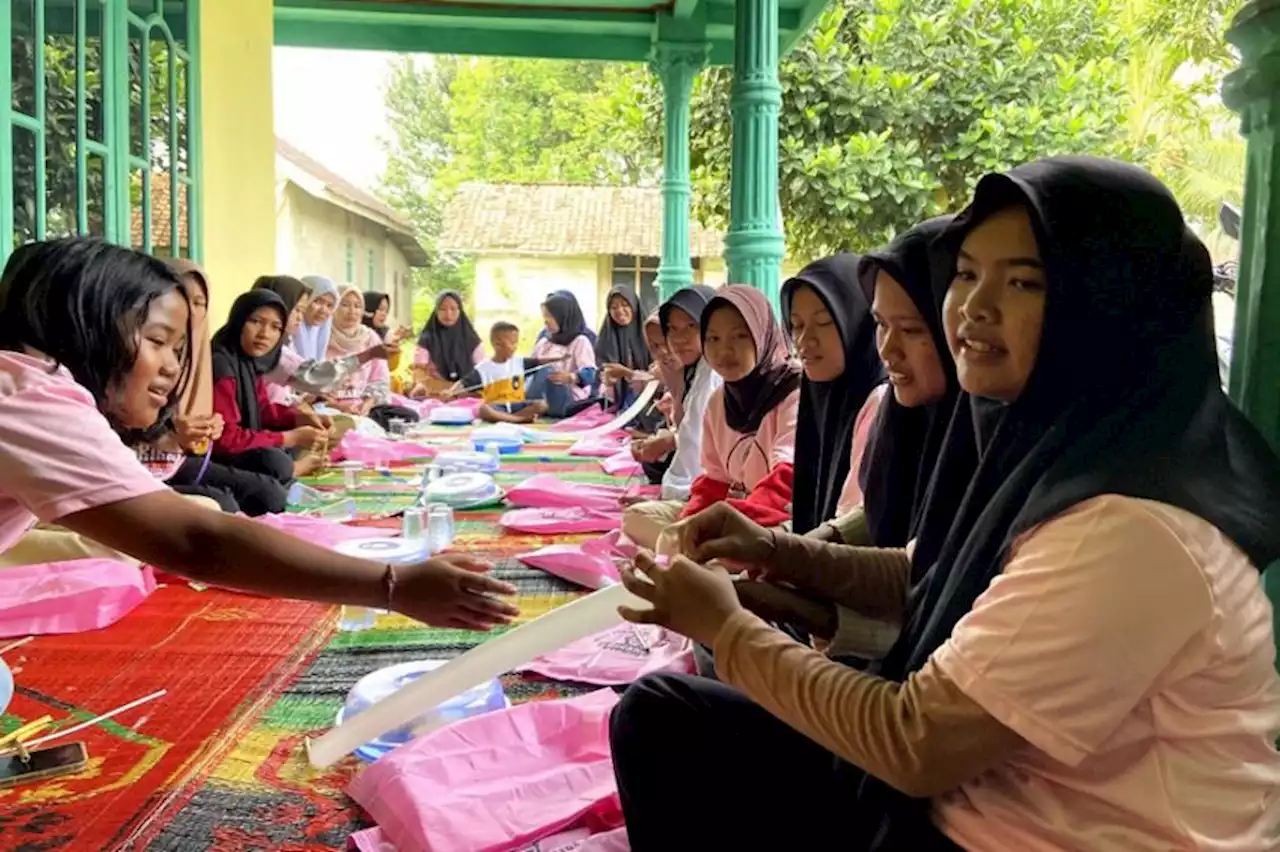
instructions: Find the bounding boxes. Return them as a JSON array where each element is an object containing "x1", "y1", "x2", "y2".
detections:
[
  {"x1": 0, "y1": 589, "x2": 334, "y2": 850},
  {"x1": 0, "y1": 426, "x2": 629, "y2": 851}
]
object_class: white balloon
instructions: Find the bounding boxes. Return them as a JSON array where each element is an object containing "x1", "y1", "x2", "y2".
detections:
[{"x1": 306, "y1": 582, "x2": 653, "y2": 768}]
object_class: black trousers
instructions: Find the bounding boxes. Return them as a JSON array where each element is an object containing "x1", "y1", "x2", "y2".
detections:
[
  {"x1": 171, "y1": 448, "x2": 293, "y2": 516},
  {"x1": 610, "y1": 672, "x2": 960, "y2": 852}
]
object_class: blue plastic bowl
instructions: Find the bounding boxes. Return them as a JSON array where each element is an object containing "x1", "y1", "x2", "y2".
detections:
[{"x1": 336, "y1": 660, "x2": 508, "y2": 762}]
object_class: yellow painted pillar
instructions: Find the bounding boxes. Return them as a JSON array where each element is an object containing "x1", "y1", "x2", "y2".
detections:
[{"x1": 198, "y1": 0, "x2": 277, "y2": 325}]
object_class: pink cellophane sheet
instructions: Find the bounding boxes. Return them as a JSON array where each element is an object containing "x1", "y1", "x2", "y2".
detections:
[
  {"x1": 0, "y1": 559, "x2": 156, "y2": 638},
  {"x1": 505, "y1": 476, "x2": 626, "y2": 512},
  {"x1": 347, "y1": 689, "x2": 623, "y2": 852},
  {"x1": 499, "y1": 507, "x2": 622, "y2": 534},
  {"x1": 517, "y1": 622, "x2": 694, "y2": 685}
]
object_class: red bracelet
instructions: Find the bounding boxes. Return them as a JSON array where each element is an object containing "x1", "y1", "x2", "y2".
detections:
[{"x1": 382, "y1": 563, "x2": 397, "y2": 610}]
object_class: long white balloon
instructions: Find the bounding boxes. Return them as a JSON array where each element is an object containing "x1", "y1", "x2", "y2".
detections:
[
  {"x1": 534, "y1": 380, "x2": 660, "y2": 442},
  {"x1": 307, "y1": 582, "x2": 651, "y2": 768}
]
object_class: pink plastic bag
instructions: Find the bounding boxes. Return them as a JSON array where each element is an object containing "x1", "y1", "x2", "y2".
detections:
[
  {"x1": 545, "y1": 407, "x2": 615, "y2": 433},
  {"x1": 500, "y1": 507, "x2": 622, "y2": 534},
  {"x1": 348, "y1": 690, "x2": 623, "y2": 852},
  {"x1": 581, "y1": 530, "x2": 642, "y2": 563},
  {"x1": 516, "y1": 545, "x2": 620, "y2": 589},
  {"x1": 505, "y1": 476, "x2": 626, "y2": 513},
  {"x1": 568, "y1": 433, "x2": 628, "y2": 458},
  {"x1": 516, "y1": 828, "x2": 630, "y2": 852},
  {"x1": 254, "y1": 514, "x2": 392, "y2": 549},
  {"x1": 348, "y1": 828, "x2": 397, "y2": 852},
  {"x1": 600, "y1": 451, "x2": 642, "y2": 478},
  {"x1": 332, "y1": 432, "x2": 438, "y2": 464},
  {"x1": 517, "y1": 623, "x2": 693, "y2": 685},
  {"x1": 0, "y1": 559, "x2": 156, "y2": 638}
]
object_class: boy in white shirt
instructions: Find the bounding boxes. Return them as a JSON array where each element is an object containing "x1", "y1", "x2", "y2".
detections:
[{"x1": 445, "y1": 322, "x2": 551, "y2": 423}]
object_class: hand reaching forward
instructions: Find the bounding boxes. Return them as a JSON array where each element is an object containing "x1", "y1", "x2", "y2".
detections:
[{"x1": 617, "y1": 551, "x2": 742, "y2": 648}]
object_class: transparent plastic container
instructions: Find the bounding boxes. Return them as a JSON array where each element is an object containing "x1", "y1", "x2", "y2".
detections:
[{"x1": 335, "y1": 660, "x2": 507, "y2": 761}]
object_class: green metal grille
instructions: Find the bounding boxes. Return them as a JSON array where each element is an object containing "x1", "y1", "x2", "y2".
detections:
[{"x1": 2, "y1": 0, "x2": 201, "y2": 266}]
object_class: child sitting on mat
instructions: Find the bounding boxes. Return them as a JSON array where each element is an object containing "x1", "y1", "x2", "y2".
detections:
[{"x1": 442, "y1": 322, "x2": 550, "y2": 424}]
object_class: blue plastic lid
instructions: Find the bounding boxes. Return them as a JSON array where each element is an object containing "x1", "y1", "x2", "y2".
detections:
[
  {"x1": 471, "y1": 437, "x2": 523, "y2": 454},
  {"x1": 336, "y1": 660, "x2": 507, "y2": 761}
]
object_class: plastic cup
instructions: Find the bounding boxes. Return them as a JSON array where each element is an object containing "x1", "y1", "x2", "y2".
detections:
[{"x1": 427, "y1": 504, "x2": 455, "y2": 551}]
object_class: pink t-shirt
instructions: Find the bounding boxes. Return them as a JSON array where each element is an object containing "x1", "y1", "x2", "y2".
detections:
[
  {"x1": 265, "y1": 344, "x2": 304, "y2": 405},
  {"x1": 530, "y1": 336, "x2": 597, "y2": 402},
  {"x1": 931, "y1": 494, "x2": 1280, "y2": 852},
  {"x1": 836, "y1": 383, "x2": 889, "y2": 514},
  {"x1": 700, "y1": 386, "x2": 799, "y2": 495},
  {"x1": 0, "y1": 352, "x2": 167, "y2": 554}
]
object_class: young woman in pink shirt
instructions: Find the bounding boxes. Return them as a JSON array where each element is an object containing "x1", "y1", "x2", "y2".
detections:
[
  {"x1": 610, "y1": 158, "x2": 1280, "y2": 851},
  {"x1": 678, "y1": 285, "x2": 801, "y2": 528},
  {"x1": 0, "y1": 238, "x2": 516, "y2": 626}
]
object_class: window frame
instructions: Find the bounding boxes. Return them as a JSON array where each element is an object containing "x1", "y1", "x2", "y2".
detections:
[{"x1": 2, "y1": 0, "x2": 202, "y2": 262}]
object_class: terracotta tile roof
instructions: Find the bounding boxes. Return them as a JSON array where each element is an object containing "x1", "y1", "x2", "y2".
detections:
[
  {"x1": 440, "y1": 182, "x2": 723, "y2": 258},
  {"x1": 130, "y1": 173, "x2": 189, "y2": 251}
]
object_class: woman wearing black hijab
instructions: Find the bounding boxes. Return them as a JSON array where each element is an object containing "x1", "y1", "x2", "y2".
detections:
[
  {"x1": 608, "y1": 157, "x2": 1280, "y2": 851},
  {"x1": 855, "y1": 216, "x2": 964, "y2": 550},
  {"x1": 209, "y1": 291, "x2": 325, "y2": 514},
  {"x1": 596, "y1": 284, "x2": 651, "y2": 411},
  {"x1": 413, "y1": 290, "x2": 483, "y2": 395},
  {"x1": 782, "y1": 254, "x2": 884, "y2": 536}
]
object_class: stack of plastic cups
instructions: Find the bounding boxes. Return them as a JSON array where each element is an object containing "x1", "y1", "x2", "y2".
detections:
[{"x1": 427, "y1": 504, "x2": 455, "y2": 552}]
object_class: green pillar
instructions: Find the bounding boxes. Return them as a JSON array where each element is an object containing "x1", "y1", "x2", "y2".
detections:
[
  {"x1": 651, "y1": 41, "x2": 707, "y2": 302},
  {"x1": 1223, "y1": 0, "x2": 1280, "y2": 451},
  {"x1": 723, "y1": 0, "x2": 785, "y2": 304}
]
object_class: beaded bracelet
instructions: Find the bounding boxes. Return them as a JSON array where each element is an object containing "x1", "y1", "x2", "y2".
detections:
[{"x1": 382, "y1": 563, "x2": 398, "y2": 610}]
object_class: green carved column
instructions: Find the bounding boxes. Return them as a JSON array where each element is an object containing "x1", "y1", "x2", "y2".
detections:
[
  {"x1": 723, "y1": 0, "x2": 785, "y2": 304},
  {"x1": 1223, "y1": 0, "x2": 1280, "y2": 451},
  {"x1": 651, "y1": 41, "x2": 708, "y2": 302}
]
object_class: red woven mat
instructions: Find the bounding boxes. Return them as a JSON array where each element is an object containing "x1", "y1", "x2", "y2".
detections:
[{"x1": 0, "y1": 584, "x2": 333, "y2": 850}]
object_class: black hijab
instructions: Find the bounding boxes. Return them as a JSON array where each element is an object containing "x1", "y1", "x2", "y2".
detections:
[
  {"x1": 417, "y1": 290, "x2": 481, "y2": 382},
  {"x1": 252, "y1": 275, "x2": 309, "y2": 315},
  {"x1": 596, "y1": 285, "x2": 649, "y2": 369},
  {"x1": 855, "y1": 217, "x2": 962, "y2": 549},
  {"x1": 362, "y1": 290, "x2": 389, "y2": 340},
  {"x1": 659, "y1": 285, "x2": 717, "y2": 400},
  {"x1": 211, "y1": 290, "x2": 288, "y2": 432},
  {"x1": 857, "y1": 156, "x2": 1280, "y2": 849},
  {"x1": 543, "y1": 291, "x2": 588, "y2": 347},
  {"x1": 783, "y1": 255, "x2": 884, "y2": 534}
]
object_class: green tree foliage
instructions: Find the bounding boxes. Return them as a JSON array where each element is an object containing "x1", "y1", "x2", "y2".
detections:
[
  {"x1": 688, "y1": 0, "x2": 1135, "y2": 256},
  {"x1": 378, "y1": 0, "x2": 1245, "y2": 266}
]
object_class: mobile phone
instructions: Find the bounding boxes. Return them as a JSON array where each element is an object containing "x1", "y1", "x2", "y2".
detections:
[{"x1": 0, "y1": 742, "x2": 88, "y2": 787}]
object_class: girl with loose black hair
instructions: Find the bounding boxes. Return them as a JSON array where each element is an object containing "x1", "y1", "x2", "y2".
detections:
[
  {"x1": 0, "y1": 237, "x2": 191, "y2": 442},
  {"x1": 0, "y1": 237, "x2": 519, "y2": 629}
]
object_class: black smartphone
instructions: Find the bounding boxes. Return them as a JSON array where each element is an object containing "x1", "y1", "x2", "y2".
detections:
[{"x1": 0, "y1": 742, "x2": 88, "y2": 787}]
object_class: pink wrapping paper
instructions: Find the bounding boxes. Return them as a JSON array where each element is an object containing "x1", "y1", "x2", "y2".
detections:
[
  {"x1": 347, "y1": 690, "x2": 623, "y2": 852},
  {"x1": 517, "y1": 623, "x2": 694, "y2": 685},
  {"x1": 499, "y1": 507, "x2": 622, "y2": 534},
  {"x1": 505, "y1": 476, "x2": 626, "y2": 513},
  {"x1": 0, "y1": 559, "x2": 156, "y2": 638},
  {"x1": 254, "y1": 513, "x2": 393, "y2": 549},
  {"x1": 581, "y1": 530, "x2": 642, "y2": 562},
  {"x1": 568, "y1": 433, "x2": 629, "y2": 458},
  {"x1": 352, "y1": 825, "x2": 630, "y2": 852},
  {"x1": 516, "y1": 545, "x2": 620, "y2": 589},
  {"x1": 332, "y1": 432, "x2": 438, "y2": 464},
  {"x1": 544, "y1": 407, "x2": 614, "y2": 432},
  {"x1": 600, "y1": 451, "x2": 642, "y2": 477}
]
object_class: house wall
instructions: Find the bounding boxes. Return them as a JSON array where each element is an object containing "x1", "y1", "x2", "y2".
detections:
[
  {"x1": 275, "y1": 183, "x2": 415, "y2": 328},
  {"x1": 200, "y1": 0, "x2": 276, "y2": 325},
  {"x1": 472, "y1": 254, "x2": 600, "y2": 349}
]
